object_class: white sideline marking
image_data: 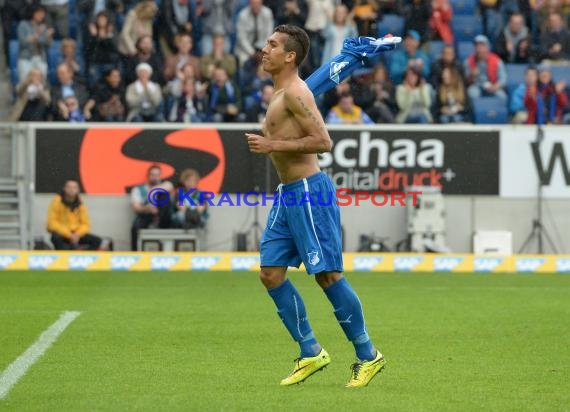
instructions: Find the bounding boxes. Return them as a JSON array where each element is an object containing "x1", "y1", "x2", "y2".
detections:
[{"x1": 0, "y1": 311, "x2": 81, "y2": 400}]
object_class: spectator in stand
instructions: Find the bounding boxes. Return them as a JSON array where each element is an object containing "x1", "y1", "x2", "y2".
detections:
[
  {"x1": 1, "y1": 0, "x2": 22, "y2": 67},
  {"x1": 396, "y1": 66, "x2": 433, "y2": 123},
  {"x1": 235, "y1": 0, "x2": 275, "y2": 67},
  {"x1": 77, "y1": 0, "x2": 123, "y2": 31},
  {"x1": 85, "y1": 11, "x2": 120, "y2": 87},
  {"x1": 51, "y1": 63, "x2": 90, "y2": 121},
  {"x1": 321, "y1": 4, "x2": 358, "y2": 65},
  {"x1": 436, "y1": 67, "x2": 469, "y2": 123},
  {"x1": 130, "y1": 165, "x2": 174, "y2": 251},
  {"x1": 464, "y1": 35, "x2": 508, "y2": 103},
  {"x1": 403, "y1": 0, "x2": 431, "y2": 42},
  {"x1": 200, "y1": 34, "x2": 237, "y2": 82},
  {"x1": 430, "y1": 44, "x2": 464, "y2": 88},
  {"x1": 123, "y1": 34, "x2": 164, "y2": 86},
  {"x1": 321, "y1": 80, "x2": 352, "y2": 116},
  {"x1": 534, "y1": 65, "x2": 568, "y2": 123},
  {"x1": 41, "y1": 0, "x2": 69, "y2": 39},
  {"x1": 157, "y1": 0, "x2": 194, "y2": 55},
  {"x1": 353, "y1": 0, "x2": 379, "y2": 37},
  {"x1": 10, "y1": 68, "x2": 51, "y2": 121},
  {"x1": 91, "y1": 67, "x2": 126, "y2": 122},
  {"x1": 63, "y1": 95, "x2": 87, "y2": 122},
  {"x1": 59, "y1": 38, "x2": 86, "y2": 86},
  {"x1": 170, "y1": 169, "x2": 209, "y2": 230},
  {"x1": 17, "y1": 5, "x2": 54, "y2": 83},
  {"x1": 301, "y1": 0, "x2": 334, "y2": 76},
  {"x1": 276, "y1": 0, "x2": 308, "y2": 27},
  {"x1": 47, "y1": 180, "x2": 102, "y2": 250},
  {"x1": 389, "y1": 30, "x2": 430, "y2": 85},
  {"x1": 429, "y1": 0, "x2": 453, "y2": 44},
  {"x1": 164, "y1": 32, "x2": 201, "y2": 83},
  {"x1": 198, "y1": 0, "x2": 234, "y2": 56},
  {"x1": 118, "y1": 0, "x2": 157, "y2": 57},
  {"x1": 366, "y1": 64, "x2": 396, "y2": 123},
  {"x1": 205, "y1": 66, "x2": 243, "y2": 122},
  {"x1": 510, "y1": 65, "x2": 537, "y2": 123},
  {"x1": 126, "y1": 62, "x2": 164, "y2": 122},
  {"x1": 168, "y1": 77, "x2": 207, "y2": 122},
  {"x1": 240, "y1": 51, "x2": 272, "y2": 112},
  {"x1": 540, "y1": 12, "x2": 570, "y2": 62},
  {"x1": 326, "y1": 91, "x2": 375, "y2": 124},
  {"x1": 246, "y1": 83, "x2": 274, "y2": 122},
  {"x1": 496, "y1": 12, "x2": 531, "y2": 63}
]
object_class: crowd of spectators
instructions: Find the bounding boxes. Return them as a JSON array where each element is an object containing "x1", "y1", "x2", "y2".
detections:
[{"x1": 2, "y1": 0, "x2": 570, "y2": 125}]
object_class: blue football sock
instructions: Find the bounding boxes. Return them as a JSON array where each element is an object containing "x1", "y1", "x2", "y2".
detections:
[
  {"x1": 324, "y1": 277, "x2": 376, "y2": 361},
  {"x1": 268, "y1": 279, "x2": 321, "y2": 358}
]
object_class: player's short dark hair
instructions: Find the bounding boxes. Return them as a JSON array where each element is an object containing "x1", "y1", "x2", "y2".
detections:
[{"x1": 273, "y1": 25, "x2": 310, "y2": 67}]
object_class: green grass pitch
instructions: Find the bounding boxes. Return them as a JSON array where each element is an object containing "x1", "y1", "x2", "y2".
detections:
[{"x1": 0, "y1": 271, "x2": 569, "y2": 412}]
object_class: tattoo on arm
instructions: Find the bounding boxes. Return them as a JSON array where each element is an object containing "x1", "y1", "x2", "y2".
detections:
[{"x1": 296, "y1": 96, "x2": 328, "y2": 150}]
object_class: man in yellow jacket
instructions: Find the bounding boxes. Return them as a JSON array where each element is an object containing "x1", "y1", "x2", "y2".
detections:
[{"x1": 47, "y1": 180, "x2": 102, "y2": 250}]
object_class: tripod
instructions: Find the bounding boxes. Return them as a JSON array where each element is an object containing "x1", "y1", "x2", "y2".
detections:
[{"x1": 519, "y1": 126, "x2": 559, "y2": 254}]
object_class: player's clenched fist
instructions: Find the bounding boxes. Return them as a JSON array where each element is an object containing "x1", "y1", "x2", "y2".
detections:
[{"x1": 246, "y1": 133, "x2": 273, "y2": 154}]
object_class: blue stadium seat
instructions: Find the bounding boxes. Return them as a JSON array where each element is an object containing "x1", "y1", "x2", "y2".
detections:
[
  {"x1": 427, "y1": 40, "x2": 446, "y2": 62},
  {"x1": 550, "y1": 66, "x2": 570, "y2": 84},
  {"x1": 472, "y1": 97, "x2": 508, "y2": 124},
  {"x1": 451, "y1": 0, "x2": 477, "y2": 15},
  {"x1": 9, "y1": 40, "x2": 19, "y2": 87},
  {"x1": 451, "y1": 16, "x2": 483, "y2": 42},
  {"x1": 378, "y1": 14, "x2": 405, "y2": 37},
  {"x1": 456, "y1": 41, "x2": 475, "y2": 61},
  {"x1": 505, "y1": 64, "x2": 527, "y2": 90}
]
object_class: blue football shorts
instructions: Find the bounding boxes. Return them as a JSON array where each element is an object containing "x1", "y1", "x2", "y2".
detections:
[{"x1": 260, "y1": 171, "x2": 344, "y2": 274}]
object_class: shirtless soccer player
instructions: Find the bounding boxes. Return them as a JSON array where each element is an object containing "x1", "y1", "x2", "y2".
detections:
[{"x1": 246, "y1": 25, "x2": 386, "y2": 388}]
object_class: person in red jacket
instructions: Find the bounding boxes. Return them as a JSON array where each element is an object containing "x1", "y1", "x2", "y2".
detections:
[
  {"x1": 464, "y1": 35, "x2": 508, "y2": 103},
  {"x1": 429, "y1": 0, "x2": 453, "y2": 44}
]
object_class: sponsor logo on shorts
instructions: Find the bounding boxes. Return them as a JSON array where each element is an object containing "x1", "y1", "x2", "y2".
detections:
[{"x1": 307, "y1": 251, "x2": 320, "y2": 266}]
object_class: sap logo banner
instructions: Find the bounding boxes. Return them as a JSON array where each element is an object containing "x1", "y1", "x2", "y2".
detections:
[
  {"x1": 0, "y1": 255, "x2": 17, "y2": 269},
  {"x1": 434, "y1": 257, "x2": 463, "y2": 272},
  {"x1": 110, "y1": 255, "x2": 140, "y2": 270},
  {"x1": 474, "y1": 257, "x2": 503, "y2": 272},
  {"x1": 231, "y1": 256, "x2": 260, "y2": 271},
  {"x1": 556, "y1": 258, "x2": 570, "y2": 273},
  {"x1": 516, "y1": 258, "x2": 545, "y2": 273},
  {"x1": 353, "y1": 256, "x2": 383, "y2": 272},
  {"x1": 69, "y1": 255, "x2": 99, "y2": 270},
  {"x1": 151, "y1": 256, "x2": 180, "y2": 271},
  {"x1": 191, "y1": 256, "x2": 221, "y2": 271},
  {"x1": 394, "y1": 256, "x2": 423, "y2": 271},
  {"x1": 28, "y1": 255, "x2": 59, "y2": 270}
]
